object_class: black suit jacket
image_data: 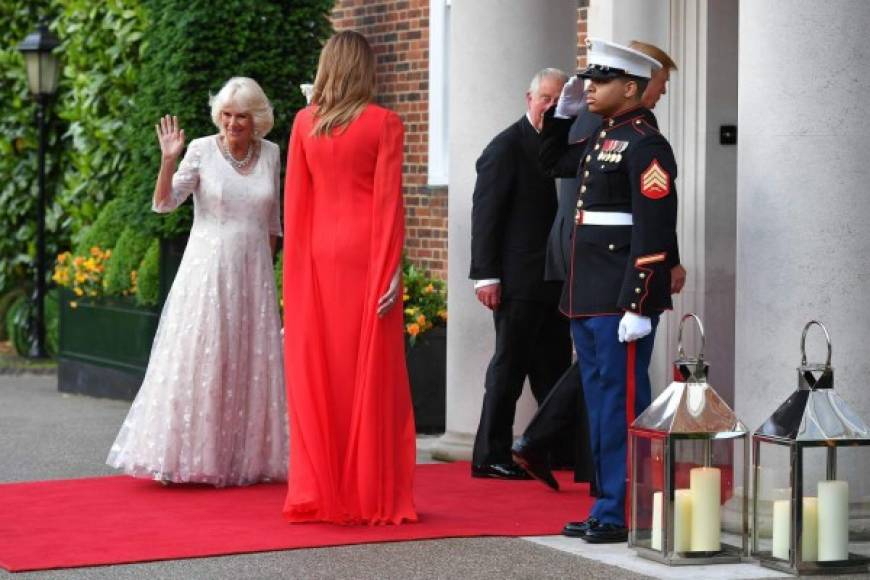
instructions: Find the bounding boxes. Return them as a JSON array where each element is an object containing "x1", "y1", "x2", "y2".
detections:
[
  {"x1": 544, "y1": 105, "x2": 603, "y2": 282},
  {"x1": 470, "y1": 115, "x2": 561, "y2": 303}
]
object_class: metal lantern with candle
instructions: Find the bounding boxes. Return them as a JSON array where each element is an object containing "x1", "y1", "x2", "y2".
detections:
[
  {"x1": 629, "y1": 314, "x2": 749, "y2": 565},
  {"x1": 752, "y1": 321, "x2": 870, "y2": 575}
]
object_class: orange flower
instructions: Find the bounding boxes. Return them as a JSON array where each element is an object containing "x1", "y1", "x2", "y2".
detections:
[
  {"x1": 438, "y1": 309, "x2": 448, "y2": 321},
  {"x1": 406, "y1": 323, "x2": 420, "y2": 336},
  {"x1": 424, "y1": 284, "x2": 434, "y2": 294},
  {"x1": 416, "y1": 314, "x2": 426, "y2": 326}
]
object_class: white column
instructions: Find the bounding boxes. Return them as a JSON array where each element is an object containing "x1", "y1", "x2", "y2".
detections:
[
  {"x1": 735, "y1": 1, "x2": 870, "y2": 440},
  {"x1": 434, "y1": 0, "x2": 578, "y2": 460}
]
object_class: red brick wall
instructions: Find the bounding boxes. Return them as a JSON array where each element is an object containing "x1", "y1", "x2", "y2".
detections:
[
  {"x1": 332, "y1": 0, "x2": 448, "y2": 279},
  {"x1": 329, "y1": 2, "x2": 589, "y2": 280}
]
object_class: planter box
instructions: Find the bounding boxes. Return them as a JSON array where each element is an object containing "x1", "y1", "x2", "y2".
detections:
[
  {"x1": 57, "y1": 237, "x2": 186, "y2": 400},
  {"x1": 406, "y1": 326, "x2": 446, "y2": 434}
]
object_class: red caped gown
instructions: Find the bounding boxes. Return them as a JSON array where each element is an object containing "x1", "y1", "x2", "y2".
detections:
[{"x1": 282, "y1": 104, "x2": 418, "y2": 525}]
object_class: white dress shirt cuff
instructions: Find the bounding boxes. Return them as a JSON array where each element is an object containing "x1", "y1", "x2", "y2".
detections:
[{"x1": 474, "y1": 279, "x2": 501, "y2": 290}]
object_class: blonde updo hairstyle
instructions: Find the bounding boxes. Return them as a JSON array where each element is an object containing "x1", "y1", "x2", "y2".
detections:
[{"x1": 209, "y1": 77, "x2": 274, "y2": 138}]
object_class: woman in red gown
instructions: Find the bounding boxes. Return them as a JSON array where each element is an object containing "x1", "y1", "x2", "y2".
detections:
[{"x1": 282, "y1": 31, "x2": 417, "y2": 525}]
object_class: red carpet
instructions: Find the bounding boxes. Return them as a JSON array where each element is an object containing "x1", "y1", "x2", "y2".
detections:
[{"x1": 0, "y1": 462, "x2": 591, "y2": 572}]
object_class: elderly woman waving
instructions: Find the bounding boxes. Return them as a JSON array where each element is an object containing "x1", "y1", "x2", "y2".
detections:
[{"x1": 107, "y1": 77, "x2": 288, "y2": 487}]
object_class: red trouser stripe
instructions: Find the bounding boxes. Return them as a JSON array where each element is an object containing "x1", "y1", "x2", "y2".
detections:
[
  {"x1": 626, "y1": 341, "x2": 637, "y2": 425},
  {"x1": 625, "y1": 341, "x2": 637, "y2": 525}
]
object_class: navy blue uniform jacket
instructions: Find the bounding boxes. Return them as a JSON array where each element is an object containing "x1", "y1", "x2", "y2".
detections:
[{"x1": 539, "y1": 106, "x2": 680, "y2": 317}]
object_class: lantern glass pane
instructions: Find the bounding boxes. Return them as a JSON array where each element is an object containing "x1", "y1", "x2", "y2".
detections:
[
  {"x1": 38, "y1": 52, "x2": 59, "y2": 95},
  {"x1": 754, "y1": 440, "x2": 792, "y2": 560},
  {"x1": 630, "y1": 431, "x2": 666, "y2": 552},
  {"x1": 670, "y1": 436, "x2": 746, "y2": 556},
  {"x1": 23, "y1": 52, "x2": 42, "y2": 95}
]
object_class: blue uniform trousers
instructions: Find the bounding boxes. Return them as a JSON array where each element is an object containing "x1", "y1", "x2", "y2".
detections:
[{"x1": 570, "y1": 314, "x2": 659, "y2": 526}]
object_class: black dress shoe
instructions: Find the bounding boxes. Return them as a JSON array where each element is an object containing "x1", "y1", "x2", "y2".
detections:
[
  {"x1": 511, "y1": 442, "x2": 559, "y2": 491},
  {"x1": 471, "y1": 463, "x2": 532, "y2": 480},
  {"x1": 561, "y1": 517, "x2": 599, "y2": 537},
  {"x1": 581, "y1": 523, "x2": 628, "y2": 544}
]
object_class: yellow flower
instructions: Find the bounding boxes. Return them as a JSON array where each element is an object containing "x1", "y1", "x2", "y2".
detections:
[
  {"x1": 402, "y1": 293, "x2": 410, "y2": 302},
  {"x1": 84, "y1": 258, "x2": 97, "y2": 271},
  {"x1": 424, "y1": 284, "x2": 434, "y2": 294},
  {"x1": 75, "y1": 273, "x2": 87, "y2": 284},
  {"x1": 69, "y1": 301, "x2": 78, "y2": 309},
  {"x1": 438, "y1": 309, "x2": 448, "y2": 321},
  {"x1": 404, "y1": 307, "x2": 416, "y2": 315},
  {"x1": 416, "y1": 314, "x2": 426, "y2": 326},
  {"x1": 406, "y1": 323, "x2": 420, "y2": 337},
  {"x1": 73, "y1": 287, "x2": 84, "y2": 296}
]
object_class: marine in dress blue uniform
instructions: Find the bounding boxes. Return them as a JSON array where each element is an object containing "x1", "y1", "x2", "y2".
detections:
[{"x1": 539, "y1": 38, "x2": 680, "y2": 543}]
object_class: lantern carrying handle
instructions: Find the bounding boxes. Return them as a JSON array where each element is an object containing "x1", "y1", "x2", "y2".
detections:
[
  {"x1": 677, "y1": 313, "x2": 705, "y2": 361},
  {"x1": 800, "y1": 320, "x2": 832, "y2": 368}
]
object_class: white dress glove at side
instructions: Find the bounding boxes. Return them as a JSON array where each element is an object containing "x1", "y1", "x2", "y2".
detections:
[
  {"x1": 618, "y1": 312, "x2": 652, "y2": 343},
  {"x1": 554, "y1": 76, "x2": 586, "y2": 119}
]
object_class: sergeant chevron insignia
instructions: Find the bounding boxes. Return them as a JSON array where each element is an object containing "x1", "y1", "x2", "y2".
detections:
[{"x1": 640, "y1": 159, "x2": 670, "y2": 199}]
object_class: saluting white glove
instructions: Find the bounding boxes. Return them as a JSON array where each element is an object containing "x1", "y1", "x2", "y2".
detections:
[
  {"x1": 618, "y1": 312, "x2": 652, "y2": 343},
  {"x1": 554, "y1": 76, "x2": 586, "y2": 119}
]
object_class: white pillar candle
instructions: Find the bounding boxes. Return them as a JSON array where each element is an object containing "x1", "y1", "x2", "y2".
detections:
[
  {"x1": 690, "y1": 466, "x2": 721, "y2": 551},
  {"x1": 651, "y1": 491, "x2": 663, "y2": 550},
  {"x1": 771, "y1": 499, "x2": 791, "y2": 560},
  {"x1": 818, "y1": 480, "x2": 849, "y2": 561},
  {"x1": 770, "y1": 497, "x2": 819, "y2": 561},
  {"x1": 674, "y1": 488, "x2": 693, "y2": 552}
]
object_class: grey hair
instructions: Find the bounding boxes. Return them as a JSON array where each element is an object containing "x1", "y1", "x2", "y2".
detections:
[
  {"x1": 528, "y1": 68, "x2": 569, "y2": 94},
  {"x1": 209, "y1": 77, "x2": 274, "y2": 138}
]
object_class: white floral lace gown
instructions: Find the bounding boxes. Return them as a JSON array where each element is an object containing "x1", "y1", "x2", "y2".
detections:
[{"x1": 107, "y1": 136, "x2": 288, "y2": 486}]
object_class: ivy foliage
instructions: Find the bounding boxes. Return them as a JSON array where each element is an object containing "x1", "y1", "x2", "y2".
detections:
[
  {"x1": 54, "y1": 0, "x2": 148, "y2": 241},
  {"x1": 119, "y1": 0, "x2": 333, "y2": 238}
]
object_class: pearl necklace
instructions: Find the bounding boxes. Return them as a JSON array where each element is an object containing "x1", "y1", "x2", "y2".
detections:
[{"x1": 220, "y1": 137, "x2": 254, "y2": 169}]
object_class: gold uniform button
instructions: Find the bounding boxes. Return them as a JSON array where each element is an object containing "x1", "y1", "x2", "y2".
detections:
[
  {"x1": 580, "y1": 185, "x2": 587, "y2": 193},
  {"x1": 635, "y1": 119, "x2": 642, "y2": 125},
  {"x1": 639, "y1": 273, "x2": 646, "y2": 279},
  {"x1": 631, "y1": 302, "x2": 637, "y2": 309},
  {"x1": 594, "y1": 144, "x2": 600, "y2": 150},
  {"x1": 608, "y1": 244, "x2": 615, "y2": 251},
  {"x1": 635, "y1": 287, "x2": 642, "y2": 294},
  {"x1": 600, "y1": 131, "x2": 607, "y2": 138},
  {"x1": 584, "y1": 170, "x2": 590, "y2": 178},
  {"x1": 586, "y1": 155, "x2": 592, "y2": 162},
  {"x1": 608, "y1": 119, "x2": 615, "y2": 127},
  {"x1": 577, "y1": 200, "x2": 584, "y2": 207}
]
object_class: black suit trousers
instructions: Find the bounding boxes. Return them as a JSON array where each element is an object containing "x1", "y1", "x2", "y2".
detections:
[
  {"x1": 472, "y1": 299, "x2": 571, "y2": 466},
  {"x1": 521, "y1": 361, "x2": 596, "y2": 487}
]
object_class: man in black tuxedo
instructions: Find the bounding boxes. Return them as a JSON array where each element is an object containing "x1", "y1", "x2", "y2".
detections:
[
  {"x1": 469, "y1": 68, "x2": 573, "y2": 480},
  {"x1": 512, "y1": 42, "x2": 686, "y2": 496}
]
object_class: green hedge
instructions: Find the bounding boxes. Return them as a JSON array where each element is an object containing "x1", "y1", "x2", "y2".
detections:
[
  {"x1": 135, "y1": 239, "x2": 160, "y2": 306},
  {"x1": 103, "y1": 226, "x2": 151, "y2": 295}
]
